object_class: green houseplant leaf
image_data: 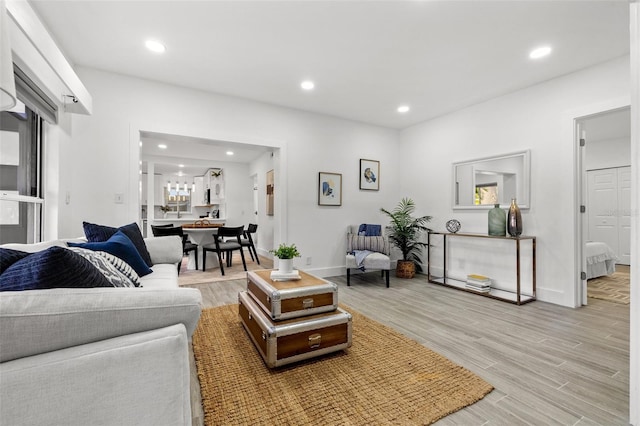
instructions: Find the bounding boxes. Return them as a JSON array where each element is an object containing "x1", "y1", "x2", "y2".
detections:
[
  {"x1": 380, "y1": 198, "x2": 432, "y2": 267},
  {"x1": 269, "y1": 243, "x2": 301, "y2": 260}
]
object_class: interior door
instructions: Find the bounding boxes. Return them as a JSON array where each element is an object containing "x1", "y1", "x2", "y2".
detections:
[
  {"x1": 587, "y1": 169, "x2": 619, "y2": 255},
  {"x1": 618, "y1": 166, "x2": 631, "y2": 265}
]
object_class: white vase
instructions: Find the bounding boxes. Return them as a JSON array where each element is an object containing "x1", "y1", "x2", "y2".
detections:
[{"x1": 277, "y1": 258, "x2": 293, "y2": 273}]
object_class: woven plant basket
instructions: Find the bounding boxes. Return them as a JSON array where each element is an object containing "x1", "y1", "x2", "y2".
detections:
[{"x1": 396, "y1": 260, "x2": 415, "y2": 279}]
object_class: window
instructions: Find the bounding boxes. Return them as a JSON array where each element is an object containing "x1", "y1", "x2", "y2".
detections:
[
  {"x1": 0, "y1": 100, "x2": 44, "y2": 244},
  {"x1": 475, "y1": 182, "x2": 499, "y2": 205}
]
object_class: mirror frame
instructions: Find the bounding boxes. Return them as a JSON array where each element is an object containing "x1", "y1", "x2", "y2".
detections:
[{"x1": 452, "y1": 149, "x2": 531, "y2": 210}]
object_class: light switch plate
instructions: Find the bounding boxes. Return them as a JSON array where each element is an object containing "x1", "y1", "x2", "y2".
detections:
[{"x1": 114, "y1": 193, "x2": 124, "y2": 204}]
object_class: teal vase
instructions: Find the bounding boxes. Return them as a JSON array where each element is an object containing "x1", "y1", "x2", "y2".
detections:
[
  {"x1": 507, "y1": 198, "x2": 523, "y2": 237},
  {"x1": 488, "y1": 204, "x2": 506, "y2": 236}
]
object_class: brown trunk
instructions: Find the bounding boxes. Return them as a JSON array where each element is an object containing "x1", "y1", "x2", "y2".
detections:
[{"x1": 395, "y1": 260, "x2": 415, "y2": 279}]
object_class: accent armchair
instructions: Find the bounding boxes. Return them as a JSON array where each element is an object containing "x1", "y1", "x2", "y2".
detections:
[{"x1": 345, "y1": 226, "x2": 391, "y2": 288}]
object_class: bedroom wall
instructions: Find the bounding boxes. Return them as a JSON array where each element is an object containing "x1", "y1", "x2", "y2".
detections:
[
  {"x1": 58, "y1": 67, "x2": 400, "y2": 275},
  {"x1": 399, "y1": 55, "x2": 630, "y2": 307},
  {"x1": 586, "y1": 136, "x2": 631, "y2": 170}
]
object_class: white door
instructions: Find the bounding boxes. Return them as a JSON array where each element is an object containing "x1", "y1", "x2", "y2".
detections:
[
  {"x1": 587, "y1": 169, "x2": 619, "y2": 254},
  {"x1": 618, "y1": 166, "x2": 631, "y2": 265}
]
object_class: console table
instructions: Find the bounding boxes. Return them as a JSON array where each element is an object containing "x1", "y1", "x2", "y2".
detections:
[{"x1": 427, "y1": 231, "x2": 536, "y2": 305}]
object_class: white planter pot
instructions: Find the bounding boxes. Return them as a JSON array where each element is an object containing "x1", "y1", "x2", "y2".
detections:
[{"x1": 277, "y1": 258, "x2": 293, "y2": 273}]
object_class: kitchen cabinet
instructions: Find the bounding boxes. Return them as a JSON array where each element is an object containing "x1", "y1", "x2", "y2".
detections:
[
  {"x1": 206, "y1": 168, "x2": 225, "y2": 203},
  {"x1": 193, "y1": 176, "x2": 206, "y2": 206}
]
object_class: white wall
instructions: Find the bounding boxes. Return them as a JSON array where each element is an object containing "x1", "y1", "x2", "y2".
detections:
[
  {"x1": 400, "y1": 55, "x2": 630, "y2": 307},
  {"x1": 586, "y1": 137, "x2": 631, "y2": 170},
  {"x1": 59, "y1": 67, "x2": 399, "y2": 275}
]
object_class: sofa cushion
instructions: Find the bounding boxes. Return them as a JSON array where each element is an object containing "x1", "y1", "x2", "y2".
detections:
[
  {"x1": 67, "y1": 247, "x2": 140, "y2": 288},
  {"x1": 0, "y1": 240, "x2": 66, "y2": 253},
  {"x1": 0, "y1": 248, "x2": 31, "y2": 274},
  {"x1": 68, "y1": 230, "x2": 153, "y2": 277},
  {"x1": 0, "y1": 247, "x2": 112, "y2": 291},
  {"x1": 140, "y1": 263, "x2": 180, "y2": 289},
  {"x1": 83, "y1": 221, "x2": 153, "y2": 267},
  {"x1": 0, "y1": 287, "x2": 202, "y2": 362}
]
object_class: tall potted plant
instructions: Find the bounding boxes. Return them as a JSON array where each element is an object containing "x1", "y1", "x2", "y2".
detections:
[{"x1": 381, "y1": 198, "x2": 432, "y2": 279}]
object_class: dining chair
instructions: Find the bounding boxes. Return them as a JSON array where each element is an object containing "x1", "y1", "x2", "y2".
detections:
[
  {"x1": 236, "y1": 223, "x2": 259, "y2": 264},
  {"x1": 202, "y1": 226, "x2": 247, "y2": 275},
  {"x1": 150, "y1": 225, "x2": 198, "y2": 272},
  {"x1": 151, "y1": 223, "x2": 173, "y2": 229}
]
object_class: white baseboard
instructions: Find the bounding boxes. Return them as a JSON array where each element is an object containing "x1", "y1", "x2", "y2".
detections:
[{"x1": 535, "y1": 287, "x2": 570, "y2": 307}]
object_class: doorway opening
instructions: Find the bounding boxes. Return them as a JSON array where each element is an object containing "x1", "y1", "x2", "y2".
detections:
[{"x1": 576, "y1": 106, "x2": 631, "y2": 306}]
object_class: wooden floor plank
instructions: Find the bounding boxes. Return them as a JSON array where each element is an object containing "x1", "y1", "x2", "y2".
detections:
[{"x1": 182, "y1": 272, "x2": 630, "y2": 425}]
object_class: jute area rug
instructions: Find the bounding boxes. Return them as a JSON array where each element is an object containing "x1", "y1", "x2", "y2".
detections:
[
  {"x1": 192, "y1": 304, "x2": 493, "y2": 425},
  {"x1": 587, "y1": 267, "x2": 630, "y2": 304}
]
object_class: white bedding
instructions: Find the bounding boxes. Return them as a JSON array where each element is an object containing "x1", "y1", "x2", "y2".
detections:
[{"x1": 586, "y1": 242, "x2": 617, "y2": 279}]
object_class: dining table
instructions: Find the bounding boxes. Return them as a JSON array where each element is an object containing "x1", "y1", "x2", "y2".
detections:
[{"x1": 181, "y1": 221, "x2": 224, "y2": 270}]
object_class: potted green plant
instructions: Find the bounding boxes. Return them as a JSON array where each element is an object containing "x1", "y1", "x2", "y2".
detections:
[
  {"x1": 381, "y1": 198, "x2": 432, "y2": 279},
  {"x1": 270, "y1": 243, "x2": 301, "y2": 273}
]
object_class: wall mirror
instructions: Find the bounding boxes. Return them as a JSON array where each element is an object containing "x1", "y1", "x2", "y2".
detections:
[{"x1": 452, "y1": 150, "x2": 530, "y2": 210}]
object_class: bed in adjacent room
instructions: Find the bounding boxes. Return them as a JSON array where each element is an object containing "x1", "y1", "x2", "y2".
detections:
[{"x1": 586, "y1": 241, "x2": 618, "y2": 279}]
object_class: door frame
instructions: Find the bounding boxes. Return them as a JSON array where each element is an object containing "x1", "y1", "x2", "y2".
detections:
[{"x1": 566, "y1": 97, "x2": 630, "y2": 308}]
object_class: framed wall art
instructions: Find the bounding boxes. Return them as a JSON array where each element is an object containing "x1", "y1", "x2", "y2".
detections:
[
  {"x1": 359, "y1": 159, "x2": 379, "y2": 190},
  {"x1": 318, "y1": 172, "x2": 342, "y2": 206}
]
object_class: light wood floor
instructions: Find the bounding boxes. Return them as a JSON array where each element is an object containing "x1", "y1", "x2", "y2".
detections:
[{"x1": 182, "y1": 271, "x2": 629, "y2": 425}]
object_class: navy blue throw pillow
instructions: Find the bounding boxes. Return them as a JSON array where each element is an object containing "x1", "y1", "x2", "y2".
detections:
[
  {"x1": 0, "y1": 246, "x2": 112, "y2": 291},
  {"x1": 0, "y1": 248, "x2": 31, "y2": 274},
  {"x1": 68, "y1": 229, "x2": 153, "y2": 277},
  {"x1": 83, "y1": 221, "x2": 153, "y2": 267}
]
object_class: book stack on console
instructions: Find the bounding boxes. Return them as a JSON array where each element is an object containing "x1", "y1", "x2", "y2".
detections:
[{"x1": 466, "y1": 274, "x2": 492, "y2": 293}]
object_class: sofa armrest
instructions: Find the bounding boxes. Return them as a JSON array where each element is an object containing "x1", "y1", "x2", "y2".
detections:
[
  {"x1": 144, "y1": 235, "x2": 183, "y2": 265},
  {"x1": 1, "y1": 324, "x2": 192, "y2": 426},
  {"x1": 0, "y1": 287, "x2": 202, "y2": 362}
]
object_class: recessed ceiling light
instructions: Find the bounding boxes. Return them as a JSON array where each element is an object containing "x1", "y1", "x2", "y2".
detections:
[
  {"x1": 226, "y1": 151, "x2": 234, "y2": 156},
  {"x1": 158, "y1": 144, "x2": 167, "y2": 149},
  {"x1": 145, "y1": 40, "x2": 166, "y2": 53},
  {"x1": 301, "y1": 81, "x2": 315, "y2": 90},
  {"x1": 397, "y1": 105, "x2": 410, "y2": 113},
  {"x1": 178, "y1": 164, "x2": 184, "y2": 168},
  {"x1": 529, "y1": 46, "x2": 551, "y2": 59}
]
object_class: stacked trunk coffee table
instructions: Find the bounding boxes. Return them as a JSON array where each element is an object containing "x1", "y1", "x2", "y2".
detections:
[{"x1": 239, "y1": 269, "x2": 352, "y2": 368}]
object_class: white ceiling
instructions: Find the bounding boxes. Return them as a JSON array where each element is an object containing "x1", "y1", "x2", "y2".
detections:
[
  {"x1": 29, "y1": 0, "x2": 630, "y2": 165},
  {"x1": 140, "y1": 131, "x2": 271, "y2": 177}
]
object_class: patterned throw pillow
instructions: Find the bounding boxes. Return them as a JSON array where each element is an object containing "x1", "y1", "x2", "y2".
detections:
[
  {"x1": 94, "y1": 251, "x2": 141, "y2": 287},
  {"x1": 0, "y1": 246, "x2": 112, "y2": 291},
  {"x1": 68, "y1": 229, "x2": 153, "y2": 277},
  {"x1": 67, "y1": 247, "x2": 139, "y2": 288},
  {"x1": 83, "y1": 221, "x2": 153, "y2": 267},
  {"x1": 347, "y1": 235, "x2": 390, "y2": 255}
]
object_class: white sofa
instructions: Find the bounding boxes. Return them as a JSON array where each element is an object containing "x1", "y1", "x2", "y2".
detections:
[{"x1": 0, "y1": 236, "x2": 202, "y2": 426}]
